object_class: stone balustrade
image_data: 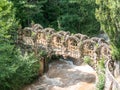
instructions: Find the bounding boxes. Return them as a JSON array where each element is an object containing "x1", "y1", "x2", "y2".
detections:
[
  {"x1": 17, "y1": 24, "x2": 111, "y2": 63},
  {"x1": 105, "y1": 60, "x2": 120, "y2": 90},
  {"x1": 17, "y1": 24, "x2": 120, "y2": 89}
]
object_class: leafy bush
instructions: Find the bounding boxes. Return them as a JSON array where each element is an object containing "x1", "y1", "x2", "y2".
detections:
[
  {"x1": 96, "y1": 58, "x2": 105, "y2": 90},
  {"x1": 96, "y1": 0, "x2": 120, "y2": 60},
  {"x1": 98, "y1": 58, "x2": 105, "y2": 71},
  {"x1": 0, "y1": 0, "x2": 40, "y2": 90},
  {"x1": 0, "y1": 47, "x2": 40, "y2": 90},
  {"x1": 83, "y1": 56, "x2": 91, "y2": 64},
  {"x1": 96, "y1": 73, "x2": 105, "y2": 90}
]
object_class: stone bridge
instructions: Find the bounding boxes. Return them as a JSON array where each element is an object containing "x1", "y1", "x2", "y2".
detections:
[
  {"x1": 17, "y1": 24, "x2": 111, "y2": 65},
  {"x1": 17, "y1": 24, "x2": 120, "y2": 89}
]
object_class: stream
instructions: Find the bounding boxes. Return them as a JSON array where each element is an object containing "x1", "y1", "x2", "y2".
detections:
[{"x1": 23, "y1": 59, "x2": 97, "y2": 90}]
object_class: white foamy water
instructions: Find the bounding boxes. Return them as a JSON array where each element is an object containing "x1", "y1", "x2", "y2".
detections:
[
  {"x1": 43, "y1": 75, "x2": 63, "y2": 86},
  {"x1": 60, "y1": 59, "x2": 95, "y2": 73},
  {"x1": 23, "y1": 59, "x2": 97, "y2": 90}
]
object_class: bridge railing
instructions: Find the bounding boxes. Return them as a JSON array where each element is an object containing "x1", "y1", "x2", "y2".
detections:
[
  {"x1": 17, "y1": 24, "x2": 111, "y2": 62},
  {"x1": 17, "y1": 23, "x2": 120, "y2": 89},
  {"x1": 105, "y1": 60, "x2": 120, "y2": 90}
]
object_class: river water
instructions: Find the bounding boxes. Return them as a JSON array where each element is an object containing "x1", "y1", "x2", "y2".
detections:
[{"x1": 23, "y1": 59, "x2": 97, "y2": 90}]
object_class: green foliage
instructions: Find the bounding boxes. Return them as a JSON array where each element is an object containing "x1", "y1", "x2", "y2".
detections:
[
  {"x1": 98, "y1": 58, "x2": 105, "y2": 71},
  {"x1": 111, "y1": 44, "x2": 120, "y2": 60},
  {"x1": 10, "y1": 0, "x2": 100, "y2": 36},
  {"x1": 39, "y1": 50, "x2": 47, "y2": 57},
  {"x1": 0, "y1": 48, "x2": 40, "y2": 90},
  {"x1": 96, "y1": 73, "x2": 105, "y2": 90},
  {"x1": 83, "y1": 56, "x2": 91, "y2": 64},
  {"x1": 96, "y1": 58, "x2": 105, "y2": 90},
  {"x1": 0, "y1": 1, "x2": 40, "y2": 90},
  {"x1": 11, "y1": 0, "x2": 46, "y2": 27},
  {"x1": 42, "y1": 0, "x2": 100, "y2": 36},
  {"x1": 95, "y1": 0, "x2": 120, "y2": 60},
  {"x1": 58, "y1": 0, "x2": 100, "y2": 36},
  {"x1": 42, "y1": 0, "x2": 61, "y2": 29},
  {"x1": 0, "y1": 0, "x2": 17, "y2": 42}
]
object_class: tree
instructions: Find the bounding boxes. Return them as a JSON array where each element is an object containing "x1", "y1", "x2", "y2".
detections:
[
  {"x1": 42, "y1": 0, "x2": 61, "y2": 28},
  {"x1": 11, "y1": 0, "x2": 46, "y2": 27},
  {"x1": 10, "y1": 0, "x2": 100, "y2": 36},
  {"x1": 0, "y1": 1, "x2": 40, "y2": 90},
  {"x1": 96, "y1": 0, "x2": 120, "y2": 60},
  {"x1": 0, "y1": 0, "x2": 17, "y2": 43},
  {"x1": 42, "y1": 0, "x2": 100, "y2": 36}
]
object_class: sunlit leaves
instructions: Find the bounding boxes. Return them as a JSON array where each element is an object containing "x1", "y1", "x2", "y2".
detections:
[{"x1": 95, "y1": 0, "x2": 120, "y2": 60}]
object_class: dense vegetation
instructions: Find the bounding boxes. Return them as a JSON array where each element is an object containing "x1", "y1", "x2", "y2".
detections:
[
  {"x1": 0, "y1": 0, "x2": 39, "y2": 90},
  {"x1": 96, "y1": 0, "x2": 120, "y2": 60},
  {"x1": 11, "y1": 0, "x2": 100, "y2": 36},
  {"x1": 0, "y1": 0, "x2": 120, "y2": 90},
  {"x1": 95, "y1": 1, "x2": 120, "y2": 89}
]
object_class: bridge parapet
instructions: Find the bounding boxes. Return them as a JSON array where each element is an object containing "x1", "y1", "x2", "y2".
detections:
[
  {"x1": 18, "y1": 24, "x2": 111, "y2": 64},
  {"x1": 17, "y1": 23, "x2": 120, "y2": 89}
]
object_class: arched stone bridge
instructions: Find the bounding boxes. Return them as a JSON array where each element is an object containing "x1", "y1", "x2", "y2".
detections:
[
  {"x1": 17, "y1": 24, "x2": 111, "y2": 65},
  {"x1": 17, "y1": 24, "x2": 120, "y2": 89}
]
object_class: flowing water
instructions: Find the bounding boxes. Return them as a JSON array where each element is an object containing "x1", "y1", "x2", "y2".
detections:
[{"x1": 23, "y1": 59, "x2": 97, "y2": 90}]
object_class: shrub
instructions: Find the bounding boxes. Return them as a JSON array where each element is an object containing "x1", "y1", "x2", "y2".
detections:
[
  {"x1": 96, "y1": 73, "x2": 105, "y2": 90},
  {"x1": 0, "y1": 0, "x2": 40, "y2": 89},
  {"x1": 98, "y1": 58, "x2": 105, "y2": 72},
  {"x1": 96, "y1": 58, "x2": 105, "y2": 90},
  {"x1": 83, "y1": 56, "x2": 91, "y2": 64},
  {"x1": 0, "y1": 48, "x2": 40, "y2": 90}
]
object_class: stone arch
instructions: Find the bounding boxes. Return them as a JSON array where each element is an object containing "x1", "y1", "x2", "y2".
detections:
[
  {"x1": 74, "y1": 33, "x2": 89, "y2": 41},
  {"x1": 97, "y1": 43, "x2": 111, "y2": 60},
  {"x1": 35, "y1": 30, "x2": 47, "y2": 45},
  {"x1": 32, "y1": 24, "x2": 43, "y2": 32},
  {"x1": 80, "y1": 34, "x2": 89, "y2": 41},
  {"x1": 50, "y1": 33, "x2": 63, "y2": 49},
  {"x1": 74, "y1": 33, "x2": 82, "y2": 39},
  {"x1": 57, "y1": 31, "x2": 70, "y2": 36},
  {"x1": 23, "y1": 27, "x2": 32, "y2": 37},
  {"x1": 57, "y1": 31, "x2": 71, "y2": 45},
  {"x1": 22, "y1": 37, "x2": 34, "y2": 46},
  {"x1": 91, "y1": 37, "x2": 107, "y2": 44},
  {"x1": 80, "y1": 39, "x2": 96, "y2": 59},
  {"x1": 43, "y1": 28, "x2": 55, "y2": 38},
  {"x1": 22, "y1": 27, "x2": 34, "y2": 46},
  {"x1": 65, "y1": 36, "x2": 80, "y2": 58},
  {"x1": 73, "y1": 33, "x2": 89, "y2": 53},
  {"x1": 36, "y1": 31, "x2": 46, "y2": 39},
  {"x1": 44, "y1": 28, "x2": 55, "y2": 33},
  {"x1": 65, "y1": 36, "x2": 79, "y2": 51}
]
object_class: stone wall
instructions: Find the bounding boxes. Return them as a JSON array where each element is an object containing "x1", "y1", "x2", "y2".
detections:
[
  {"x1": 17, "y1": 24, "x2": 110, "y2": 63},
  {"x1": 105, "y1": 60, "x2": 120, "y2": 90}
]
